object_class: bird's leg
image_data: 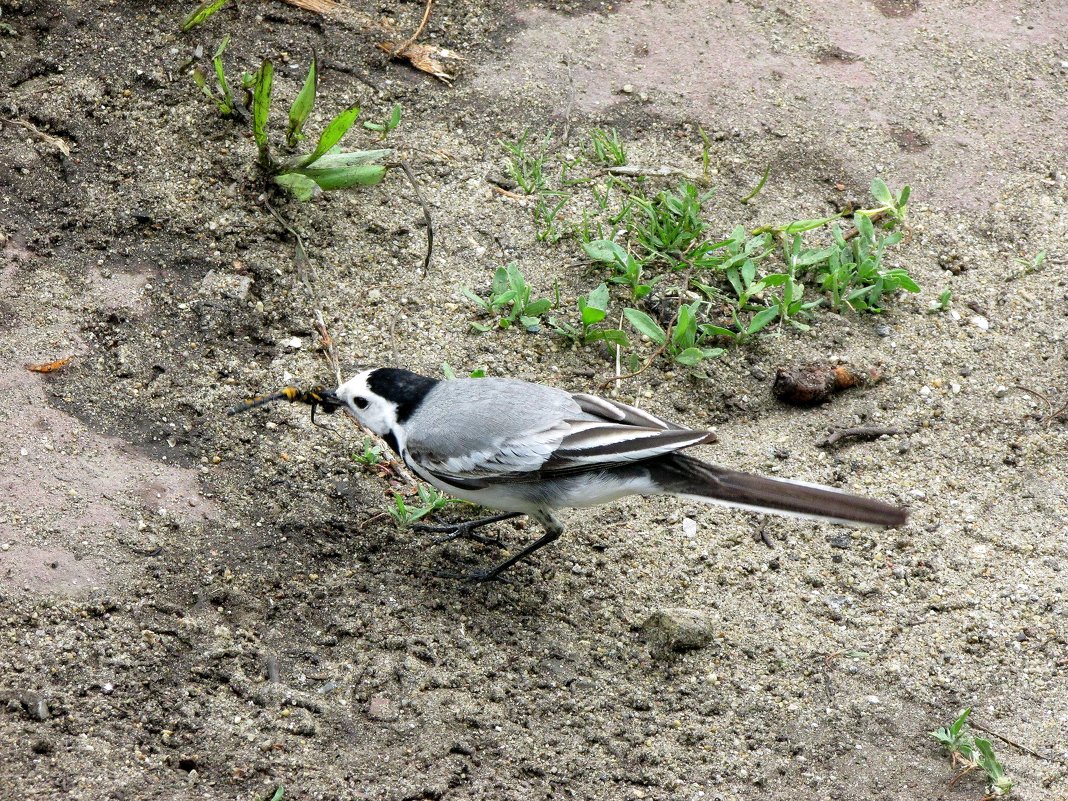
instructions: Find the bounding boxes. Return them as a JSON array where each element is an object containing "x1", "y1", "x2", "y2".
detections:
[
  {"x1": 468, "y1": 511, "x2": 564, "y2": 582},
  {"x1": 411, "y1": 511, "x2": 521, "y2": 548}
]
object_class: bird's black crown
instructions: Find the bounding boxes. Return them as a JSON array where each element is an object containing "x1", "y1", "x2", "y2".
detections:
[{"x1": 366, "y1": 368, "x2": 439, "y2": 423}]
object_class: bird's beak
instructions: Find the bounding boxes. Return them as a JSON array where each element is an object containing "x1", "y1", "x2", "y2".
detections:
[{"x1": 315, "y1": 387, "x2": 345, "y2": 414}]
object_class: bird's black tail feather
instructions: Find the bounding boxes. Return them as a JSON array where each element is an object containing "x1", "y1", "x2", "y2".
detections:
[{"x1": 648, "y1": 454, "x2": 907, "y2": 527}]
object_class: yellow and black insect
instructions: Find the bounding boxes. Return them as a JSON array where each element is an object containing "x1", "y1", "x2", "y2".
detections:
[{"x1": 227, "y1": 385, "x2": 345, "y2": 425}]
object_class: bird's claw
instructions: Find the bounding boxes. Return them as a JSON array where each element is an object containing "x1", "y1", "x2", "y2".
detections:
[{"x1": 411, "y1": 520, "x2": 506, "y2": 548}]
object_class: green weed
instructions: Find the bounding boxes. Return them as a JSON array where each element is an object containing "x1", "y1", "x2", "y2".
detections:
[
  {"x1": 549, "y1": 283, "x2": 629, "y2": 348},
  {"x1": 353, "y1": 438, "x2": 384, "y2": 467},
  {"x1": 363, "y1": 103, "x2": 403, "y2": 140},
  {"x1": 500, "y1": 130, "x2": 551, "y2": 194},
  {"x1": 193, "y1": 43, "x2": 391, "y2": 201},
  {"x1": 588, "y1": 128, "x2": 627, "y2": 166},
  {"x1": 191, "y1": 35, "x2": 238, "y2": 117},
  {"x1": 931, "y1": 708, "x2": 1013, "y2": 798},
  {"x1": 389, "y1": 484, "x2": 464, "y2": 527},
  {"x1": 462, "y1": 264, "x2": 553, "y2": 333},
  {"x1": 441, "y1": 363, "x2": 487, "y2": 379},
  {"x1": 182, "y1": 0, "x2": 231, "y2": 31}
]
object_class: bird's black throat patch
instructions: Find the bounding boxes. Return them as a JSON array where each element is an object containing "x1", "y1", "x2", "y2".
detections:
[{"x1": 366, "y1": 368, "x2": 439, "y2": 424}]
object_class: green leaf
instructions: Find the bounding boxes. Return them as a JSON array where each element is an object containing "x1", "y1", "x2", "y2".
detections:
[
  {"x1": 181, "y1": 0, "x2": 232, "y2": 31},
  {"x1": 855, "y1": 212, "x2": 875, "y2": 242},
  {"x1": 253, "y1": 60, "x2": 274, "y2": 161},
  {"x1": 273, "y1": 172, "x2": 318, "y2": 201},
  {"x1": 519, "y1": 315, "x2": 542, "y2": 331},
  {"x1": 783, "y1": 217, "x2": 836, "y2": 235},
  {"x1": 299, "y1": 105, "x2": 361, "y2": 168},
  {"x1": 701, "y1": 324, "x2": 737, "y2": 339},
  {"x1": 582, "y1": 239, "x2": 627, "y2": 263},
  {"x1": 870, "y1": 177, "x2": 894, "y2": 206},
  {"x1": 299, "y1": 164, "x2": 387, "y2": 190},
  {"x1": 524, "y1": 299, "x2": 552, "y2": 317},
  {"x1": 441, "y1": 362, "x2": 458, "y2": 380},
  {"x1": 587, "y1": 329, "x2": 629, "y2": 347},
  {"x1": 897, "y1": 185, "x2": 911, "y2": 207},
  {"x1": 674, "y1": 347, "x2": 722, "y2": 366},
  {"x1": 747, "y1": 306, "x2": 779, "y2": 334},
  {"x1": 287, "y1": 55, "x2": 317, "y2": 147},
  {"x1": 623, "y1": 308, "x2": 667, "y2": 345}
]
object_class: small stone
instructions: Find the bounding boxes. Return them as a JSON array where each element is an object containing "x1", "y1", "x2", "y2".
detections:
[
  {"x1": 0, "y1": 543, "x2": 8, "y2": 551},
  {"x1": 970, "y1": 315, "x2": 990, "y2": 330},
  {"x1": 828, "y1": 533, "x2": 852, "y2": 549},
  {"x1": 640, "y1": 608, "x2": 716, "y2": 655},
  {"x1": 682, "y1": 518, "x2": 698, "y2": 538},
  {"x1": 368, "y1": 695, "x2": 398, "y2": 721},
  {"x1": 282, "y1": 336, "x2": 302, "y2": 351},
  {"x1": 994, "y1": 385, "x2": 1010, "y2": 398},
  {"x1": 21, "y1": 693, "x2": 50, "y2": 721},
  {"x1": 750, "y1": 366, "x2": 768, "y2": 381},
  {"x1": 950, "y1": 382, "x2": 961, "y2": 394},
  {"x1": 30, "y1": 738, "x2": 52, "y2": 754},
  {"x1": 621, "y1": 84, "x2": 634, "y2": 94},
  {"x1": 874, "y1": 323, "x2": 891, "y2": 337}
]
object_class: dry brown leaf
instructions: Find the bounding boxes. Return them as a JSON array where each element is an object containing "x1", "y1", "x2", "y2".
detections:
[
  {"x1": 281, "y1": 0, "x2": 342, "y2": 13},
  {"x1": 26, "y1": 358, "x2": 71, "y2": 374},
  {"x1": 378, "y1": 41, "x2": 460, "y2": 84}
]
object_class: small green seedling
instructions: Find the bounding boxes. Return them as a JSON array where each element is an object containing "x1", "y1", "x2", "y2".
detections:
[
  {"x1": 583, "y1": 239, "x2": 654, "y2": 300},
  {"x1": 632, "y1": 182, "x2": 715, "y2": 266},
  {"x1": 928, "y1": 288, "x2": 952, "y2": 313},
  {"x1": 363, "y1": 104, "x2": 402, "y2": 140},
  {"x1": 549, "y1": 283, "x2": 629, "y2": 347},
  {"x1": 182, "y1": 0, "x2": 231, "y2": 31},
  {"x1": 389, "y1": 484, "x2": 463, "y2": 527},
  {"x1": 191, "y1": 35, "x2": 238, "y2": 117},
  {"x1": 353, "y1": 438, "x2": 384, "y2": 467},
  {"x1": 500, "y1": 130, "x2": 551, "y2": 194},
  {"x1": 624, "y1": 305, "x2": 724, "y2": 366},
  {"x1": 193, "y1": 43, "x2": 391, "y2": 201},
  {"x1": 930, "y1": 708, "x2": 1014, "y2": 798},
  {"x1": 1013, "y1": 249, "x2": 1047, "y2": 275},
  {"x1": 588, "y1": 128, "x2": 627, "y2": 166},
  {"x1": 462, "y1": 264, "x2": 553, "y2": 333}
]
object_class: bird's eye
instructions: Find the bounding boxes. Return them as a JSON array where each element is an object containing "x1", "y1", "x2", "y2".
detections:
[{"x1": 354, "y1": 396, "x2": 369, "y2": 410}]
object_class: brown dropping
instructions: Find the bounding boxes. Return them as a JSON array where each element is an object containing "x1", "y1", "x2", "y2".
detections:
[{"x1": 773, "y1": 363, "x2": 884, "y2": 406}]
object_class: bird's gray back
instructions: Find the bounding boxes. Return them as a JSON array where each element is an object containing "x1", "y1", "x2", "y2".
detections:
[{"x1": 404, "y1": 377, "x2": 584, "y2": 461}]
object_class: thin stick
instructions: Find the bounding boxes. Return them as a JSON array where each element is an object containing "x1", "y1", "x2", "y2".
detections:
[
  {"x1": 560, "y1": 55, "x2": 575, "y2": 145},
  {"x1": 841, "y1": 210, "x2": 889, "y2": 241},
  {"x1": 314, "y1": 311, "x2": 342, "y2": 386},
  {"x1": 391, "y1": 0, "x2": 433, "y2": 57},
  {"x1": 599, "y1": 341, "x2": 666, "y2": 390},
  {"x1": 1, "y1": 117, "x2": 70, "y2": 157},
  {"x1": 820, "y1": 426, "x2": 902, "y2": 447},
  {"x1": 490, "y1": 184, "x2": 525, "y2": 200},
  {"x1": 395, "y1": 160, "x2": 434, "y2": 274},
  {"x1": 969, "y1": 718, "x2": 1051, "y2": 761}
]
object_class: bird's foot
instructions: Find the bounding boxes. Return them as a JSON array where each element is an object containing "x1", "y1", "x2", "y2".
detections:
[{"x1": 411, "y1": 512, "x2": 520, "y2": 549}]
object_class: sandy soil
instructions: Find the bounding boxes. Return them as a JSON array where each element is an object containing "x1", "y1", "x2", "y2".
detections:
[{"x1": 0, "y1": 0, "x2": 1066, "y2": 799}]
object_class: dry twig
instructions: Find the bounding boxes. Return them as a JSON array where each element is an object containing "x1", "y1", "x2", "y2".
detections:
[{"x1": 390, "y1": 0, "x2": 433, "y2": 57}]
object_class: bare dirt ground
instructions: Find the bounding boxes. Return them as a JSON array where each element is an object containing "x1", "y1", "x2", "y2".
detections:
[{"x1": 1, "y1": 1, "x2": 1066, "y2": 799}]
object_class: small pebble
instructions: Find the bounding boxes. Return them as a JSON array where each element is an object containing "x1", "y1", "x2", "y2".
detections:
[
  {"x1": 682, "y1": 518, "x2": 698, "y2": 538},
  {"x1": 874, "y1": 323, "x2": 891, "y2": 337},
  {"x1": 970, "y1": 315, "x2": 990, "y2": 330},
  {"x1": 994, "y1": 385, "x2": 1010, "y2": 398},
  {"x1": 621, "y1": 84, "x2": 634, "y2": 94}
]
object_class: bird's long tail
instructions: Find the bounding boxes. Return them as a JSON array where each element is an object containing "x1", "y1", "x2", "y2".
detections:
[{"x1": 648, "y1": 454, "x2": 907, "y2": 527}]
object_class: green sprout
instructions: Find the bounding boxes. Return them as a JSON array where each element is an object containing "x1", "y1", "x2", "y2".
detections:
[
  {"x1": 588, "y1": 128, "x2": 627, "y2": 166},
  {"x1": 549, "y1": 283, "x2": 628, "y2": 348},
  {"x1": 191, "y1": 35, "x2": 238, "y2": 117},
  {"x1": 353, "y1": 438, "x2": 384, "y2": 467},
  {"x1": 363, "y1": 104, "x2": 403, "y2": 140},
  {"x1": 389, "y1": 484, "x2": 464, "y2": 527},
  {"x1": 181, "y1": 0, "x2": 232, "y2": 31},
  {"x1": 931, "y1": 708, "x2": 1014, "y2": 798},
  {"x1": 193, "y1": 43, "x2": 391, "y2": 201},
  {"x1": 462, "y1": 264, "x2": 553, "y2": 333}
]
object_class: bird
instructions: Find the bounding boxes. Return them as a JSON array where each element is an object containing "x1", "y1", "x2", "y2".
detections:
[{"x1": 320, "y1": 367, "x2": 907, "y2": 581}]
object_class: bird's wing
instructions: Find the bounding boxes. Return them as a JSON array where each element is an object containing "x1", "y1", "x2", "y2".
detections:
[{"x1": 403, "y1": 378, "x2": 713, "y2": 484}]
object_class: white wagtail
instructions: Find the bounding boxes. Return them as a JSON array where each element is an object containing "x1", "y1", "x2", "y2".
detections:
[{"x1": 313, "y1": 368, "x2": 907, "y2": 581}]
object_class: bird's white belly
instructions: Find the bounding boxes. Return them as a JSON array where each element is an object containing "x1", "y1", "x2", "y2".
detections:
[{"x1": 406, "y1": 455, "x2": 658, "y2": 514}]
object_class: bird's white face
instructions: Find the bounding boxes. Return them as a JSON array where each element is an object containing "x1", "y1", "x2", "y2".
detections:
[{"x1": 333, "y1": 370, "x2": 399, "y2": 437}]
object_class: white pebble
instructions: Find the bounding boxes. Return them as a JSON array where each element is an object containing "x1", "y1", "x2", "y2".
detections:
[
  {"x1": 682, "y1": 517, "x2": 698, "y2": 538},
  {"x1": 971, "y1": 315, "x2": 990, "y2": 330},
  {"x1": 282, "y1": 336, "x2": 302, "y2": 350}
]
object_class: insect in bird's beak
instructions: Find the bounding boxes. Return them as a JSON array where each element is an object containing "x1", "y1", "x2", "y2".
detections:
[{"x1": 227, "y1": 385, "x2": 344, "y2": 425}]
